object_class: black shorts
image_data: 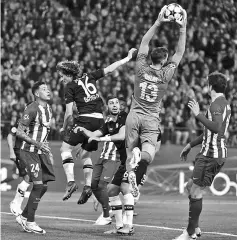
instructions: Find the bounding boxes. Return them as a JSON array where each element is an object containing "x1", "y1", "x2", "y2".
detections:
[
  {"x1": 63, "y1": 116, "x2": 104, "y2": 151},
  {"x1": 14, "y1": 149, "x2": 28, "y2": 177},
  {"x1": 192, "y1": 153, "x2": 225, "y2": 187},
  {"x1": 19, "y1": 150, "x2": 55, "y2": 183},
  {"x1": 111, "y1": 161, "x2": 147, "y2": 187},
  {"x1": 92, "y1": 158, "x2": 121, "y2": 183}
]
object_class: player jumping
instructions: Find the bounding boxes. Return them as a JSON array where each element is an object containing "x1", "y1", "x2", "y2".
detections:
[
  {"x1": 125, "y1": 6, "x2": 187, "y2": 199},
  {"x1": 175, "y1": 72, "x2": 231, "y2": 240},
  {"x1": 56, "y1": 48, "x2": 137, "y2": 204}
]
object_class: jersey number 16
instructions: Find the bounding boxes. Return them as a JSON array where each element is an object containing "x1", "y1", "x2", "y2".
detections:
[{"x1": 78, "y1": 76, "x2": 97, "y2": 98}]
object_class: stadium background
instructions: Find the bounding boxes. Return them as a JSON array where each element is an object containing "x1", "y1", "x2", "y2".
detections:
[{"x1": 1, "y1": 0, "x2": 237, "y2": 239}]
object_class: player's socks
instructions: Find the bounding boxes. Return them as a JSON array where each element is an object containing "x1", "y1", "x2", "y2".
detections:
[
  {"x1": 61, "y1": 152, "x2": 75, "y2": 182},
  {"x1": 123, "y1": 193, "x2": 134, "y2": 226},
  {"x1": 83, "y1": 163, "x2": 93, "y2": 186},
  {"x1": 26, "y1": 184, "x2": 44, "y2": 222},
  {"x1": 187, "y1": 196, "x2": 203, "y2": 236},
  {"x1": 12, "y1": 181, "x2": 30, "y2": 206},
  {"x1": 92, "y1": 181, "x2": 110, "y2": 217},
  {"x1": 109, "y1": 195, "x2": 123, "y2": 228}
]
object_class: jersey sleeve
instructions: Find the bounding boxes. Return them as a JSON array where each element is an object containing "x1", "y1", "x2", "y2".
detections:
[
  {"x1": 136, "y1": 53, "x2": 149, "y2": 73},
  {"x1": 163, "y1": 62, "x2": 177, "y2": 83},
  {"x1": 65, "y1": 84, "x2": 74, "y2": 104},
  {"x1": 98, "y1": 122, "x2": 109, "y2": 136},
  {"x1": 89, "y1": 69, "x2": 105, "y2": 81},
  {"x1": 19, "y1": 105, "x2": 37, "y2": 127},
  {"x1": 210, "y1": 102, "x2": 223, "y2": 118}
]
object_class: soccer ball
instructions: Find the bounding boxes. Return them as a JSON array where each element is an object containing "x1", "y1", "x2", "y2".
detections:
[{"x1": 163, "y1": 3, "x2": 184, "y2": 26}]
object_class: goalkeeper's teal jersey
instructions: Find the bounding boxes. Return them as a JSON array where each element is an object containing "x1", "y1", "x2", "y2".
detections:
[{"x1": 131, "y1": 53, "x2": 177, "y2": 120}]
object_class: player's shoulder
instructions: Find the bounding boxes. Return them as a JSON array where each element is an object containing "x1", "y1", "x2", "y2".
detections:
[
  {"x1": 162, "y1": 61, "x2": 177, "y2": 70},
  {"x1": 210, "y1": 96, "x2": 229, "y2": 113},
  {"x1": 118, "y1": 111, "x2": 127, "y2": 122},
  {"x1": 24, "y1": 101, "x2": 38, "y2": 112}
]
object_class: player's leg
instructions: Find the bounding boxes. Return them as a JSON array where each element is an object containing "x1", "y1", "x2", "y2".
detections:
[
  {"x1": 17, "y1": 151, "x2": 46, "y2": 234},
  {"x1": 10, "y1": 150, "x2": 30, "y2": 216},
  {"x1": 128, "y1": 117, "x2": 160, "y2": 196},
  {"x1": 60, "y1": 141, "x2": 78, "y2": 200},
  {"x1": 94, "y1": 159, "x2": 120, "y2": 224},
  {"x1": 117, "y1": 179, "x2": 135, "y2": 236},
  {"x1": 76, "y1": 148, "x2": 94, "y2": 204},
  {"x1": 104, "y1": 165, "x2": 125, "y2": 233}
]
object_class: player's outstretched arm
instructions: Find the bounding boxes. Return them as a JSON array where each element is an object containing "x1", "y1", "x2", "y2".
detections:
[
  {"x1": 188, "y1": 100, "x2": 223, "y2": 134},
  {"x1": 103, "y1": 48, "x2": 137, "y2": 75},
  {"x1": 62, "y1": 103, "x2": 73, "y2": 131},
  {"x1": 101, "y1": 125, "x2": 125, "y2": 142},
  {"x1": 138, "y1": 5, "x2": 168, "y2": 55},
  {"x1": 180, "y1": 133, "x2": 203, "y2": 161},
  {"x1": 74, "y1": 126, "x2": 103, "y2": 139},
  {"x1": 171, "y1": 8, "x2": 187, "y2": 66},
  {"x1": 7, "y1": 132, "x2": 16, "y2": 161}
]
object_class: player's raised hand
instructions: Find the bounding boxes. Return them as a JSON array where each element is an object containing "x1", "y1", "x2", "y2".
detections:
[
  {"x1": 188, "y1": 99, "x2": 200, "y2": 116},
  {"x1": 127, "y1": 48, "x2": 138, "y2": 60},
  {"x1": 178, "y1": 8, "x2": 187, "y2": 28},
  {"x1": 157, "y1": 5, "x2": 169, "y2": 24},
  {"x1": 180, "y1": 143, "x2": 191, "y2": 162}
]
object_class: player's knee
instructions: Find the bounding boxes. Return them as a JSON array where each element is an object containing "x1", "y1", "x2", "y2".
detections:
[
  {"x1": 141, "y1": 151, "x2": 153, "y2": 164},
  {"x1": 98, "y1": 180, "x2": 108, "y2": 190},
  {"x1": 91, "y1": 179, "x2": 99, "y2": 191},
  {"x1": 61, "y1": 151, "x2": 74, "y2": 165},
  {"x1": 83, "y1": 160, "x2": 93, "y2": 171},
  {"x1": 190, "y1": 183, "x2": 203, "y2": 199},
  {"x1": 108, "y1": 184, "x2": 120, "y2": 197}
]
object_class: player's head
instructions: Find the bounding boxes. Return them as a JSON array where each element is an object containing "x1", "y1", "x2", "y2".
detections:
[
  {"x1": 208, "y1": 72, "x2": 228, "y2": 94},
  {"x1": 56, "y1": 60, "x2": 83, "y2": 85},
  {"x1": 118, "y1": 97, "x2": 127, "y2": 112},
  {"x1": 32, "y1": 81, "x2": 51, "y2": 101},
  {"x1": 107, "y1": 96, "x2": 120, "y2": 115},
  {"x1": 150, "y1": 47, "x2": 168, "y2": 66}
]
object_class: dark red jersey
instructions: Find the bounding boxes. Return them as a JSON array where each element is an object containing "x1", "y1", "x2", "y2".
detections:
[{"x1": 200, "y1": 96, "x2": 231, "y2": 158}]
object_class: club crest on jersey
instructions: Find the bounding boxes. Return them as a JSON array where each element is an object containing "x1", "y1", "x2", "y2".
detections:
[{"x1": 23, "y1": 114, "x2": 29, "y2": 120}]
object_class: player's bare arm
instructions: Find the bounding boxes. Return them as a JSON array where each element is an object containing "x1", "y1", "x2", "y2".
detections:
[
  {"x1": 16, "y1": 123, "x2": 51, "y2": 154},
  {"x1": 100, "y1": 125, "x2": 125, "y2": 142},
  {"x1": 138, "y1": 6, "x2": 168, "y2": 55},
  {"x1": 188, "y1": 100, "x2": 223, "y2": 134},
  {"x1": 62, "y1": 102, "x2": 73, "y2": 131},
  {"x1": 103, "y1": 48, "x2": 137, "y2": 75},
  {"x1": 7, "y1": 132, "x2": 16, "y2": 161},
  {"x1": 73, "y1": 126, "x2": 103, "y2": 139},
  {"x1": 180, "y1": 134, "x2": 204, "y2": 162},
  {"x1": 171, "y1": 9, "x2": 187, "y2": 65}
]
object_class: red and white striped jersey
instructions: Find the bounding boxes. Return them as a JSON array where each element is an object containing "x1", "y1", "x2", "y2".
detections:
[
  {"x1": 19, "y1": 101, "x2": 52, "y2": 154},
  {"x1": 200, "y1": 96, "x2": 231, "y2": 158},
  {"x1": 100, "y1": 141, "x2": 120, "y2": 161}
]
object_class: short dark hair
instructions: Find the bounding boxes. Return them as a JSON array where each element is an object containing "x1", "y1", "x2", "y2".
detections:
[
  {"x1": 106, "y1": 95, "x2": 119, "y2": 104},
  {"x1": 32, "y1": 81, "x2": 46, "y2": 95},
  {"x1": 208, "y1": 72, "x2": 228, "y2": 94},
  {"x1": 150, "y1": 47, "x2": 168, "y2": 65}
]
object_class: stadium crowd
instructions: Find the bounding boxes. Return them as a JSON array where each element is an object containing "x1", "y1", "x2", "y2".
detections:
[{"x1": 1, "y1": 0, "x2": 237, "y2": 146}]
